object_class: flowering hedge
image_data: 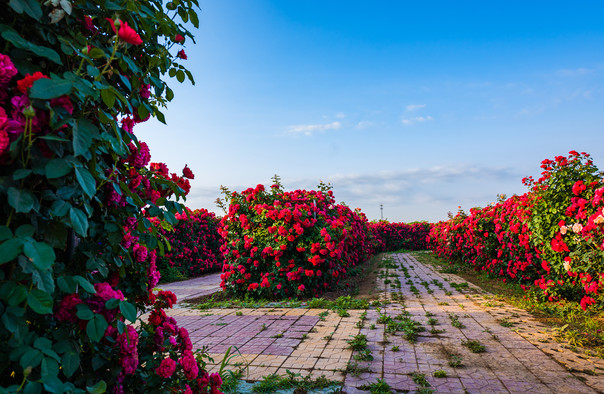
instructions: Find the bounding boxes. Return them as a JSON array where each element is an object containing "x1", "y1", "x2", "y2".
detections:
[
  {"x1": 428, "y1": 151, "x2": 604, "y2": 310},
  {"x1": 369, "y1": 221, "x2": 431, "y2": 252},
  {"x1": 218, "y1": 178, "x2": 374, "y2": 299},
  {"x1": 156, "y1": 207, "x2": 224, "y2": 280},
  {"x1": 0, "y1": 1, "x2": 223, "y2": 392}
]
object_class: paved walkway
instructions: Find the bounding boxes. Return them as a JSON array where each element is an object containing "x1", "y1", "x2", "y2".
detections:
[
  {"x1": 159, "y1": 253, "x2": 604, "y2": 393},
  {"x1": 158, "y1": 272, "x2": 222, "y2": 302}
]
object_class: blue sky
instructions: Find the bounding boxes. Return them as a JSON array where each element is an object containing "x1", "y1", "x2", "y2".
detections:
[{"x1": 138, "y1": 1, "x2": 604, "y2": 222}]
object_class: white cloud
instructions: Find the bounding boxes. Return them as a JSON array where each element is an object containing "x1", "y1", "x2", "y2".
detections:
[
  {"x1": 335, "y1": 112, "x2": 346, "y2": 119},
  {"x1": 405, "y1": 104, "x2": 426, "y2": 112},
  {"x1": 554, "y1": 68, "x2": 594, "y2": 77},
  {"x1": 356, "y1": 121, "x2": 373, "y2": 129},
  {"x1": 401, "y1": 115, "x2": 433, "y2": 125},
  {"x1": 287, "y1": 121, "x2": 342, "y2": 136}
]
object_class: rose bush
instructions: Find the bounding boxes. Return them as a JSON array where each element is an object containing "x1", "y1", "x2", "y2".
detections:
[
  {"x1": 427, "y1": 151, "x2": 604, "y2": 310},
  {"x1": 217, "y1": 178, "x2": 374, "y2": 299},
  {"x1": 0, "y1": 1, "x2": 222, "y2": 392},
  {"x1": 156, "y1": 207, "x2": 223, "y2": 281},
  {"x1": 369, "y1": 221, "x2": 431, "y2": 252}
]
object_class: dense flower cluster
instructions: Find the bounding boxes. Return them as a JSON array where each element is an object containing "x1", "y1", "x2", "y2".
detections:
[
  {"x1": 218, "y1": 179, "x2": 374, "y2": 299},
  {"x1": 370, "y1": 221, "x2": 431, "y2": 252},
  {"x1": 428, "y1": 152, "x2": 604, "y2": 310},
  {"x1": 157, "y1": 207, "x2": 224, "y2": 279}
]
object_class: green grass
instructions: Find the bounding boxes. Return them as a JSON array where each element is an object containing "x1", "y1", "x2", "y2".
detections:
[
  {"x1": 462, "y1": 339, "x2": 486, "y2": 353},
  {"x1": 251, "y1": 370, "x2": 341, "y2": 393}
]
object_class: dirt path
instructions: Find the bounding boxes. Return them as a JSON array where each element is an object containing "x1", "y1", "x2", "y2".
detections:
[{"x1": 160, "y1": 253, "x2": 603, "y2": 393}]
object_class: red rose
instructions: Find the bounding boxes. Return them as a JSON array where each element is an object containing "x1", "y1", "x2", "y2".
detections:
[
  {"x1": 177, "y1": 49, "x2": 187, "y2": 60},
  {"x1": 17, "y1": 72, "x2": 49, "y2": 93},
  {"x1": 107, "y1": 18, "x2": 143, "y2": 45},
  {"x1": 175, "y1": 34, "x2": 185, "y2": 43}
]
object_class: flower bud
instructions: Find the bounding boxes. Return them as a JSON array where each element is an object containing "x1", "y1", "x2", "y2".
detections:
[
  {"x1": 113, "y1": 18, "x2": 121, "y2": 28},
  {"x1": 23, "y1": 366, "x2": 32, "y2": 377},
  {"x1": 23, "y1": 105, "x2": 36, "y2": 118},
  {"x1": 82, "y1": 46, "x2": 89, "y2": 55}
]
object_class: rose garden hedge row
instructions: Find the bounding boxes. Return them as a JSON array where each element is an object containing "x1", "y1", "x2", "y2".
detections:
[
  {"x1": 156, "y1": 208, "x2": 223, "y2": 281},
  {"x1": 428, "y1": 151, "x2": 604, "y2": 310},
  {"x1": 369, "y1": 221, "x2": 431, "y2": 252},
  {"x1": 216, "y1": 179, "x2": 432, "y2": 299}
]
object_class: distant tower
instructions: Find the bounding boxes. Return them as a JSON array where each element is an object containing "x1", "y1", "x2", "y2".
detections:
[{"x1": 380, "y1": 203, "x2": 383, "y2": 220}]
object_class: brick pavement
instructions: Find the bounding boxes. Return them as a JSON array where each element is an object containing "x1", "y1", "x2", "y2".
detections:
[
  {"x1": 158, "y1": 272, "x2": 222, "y2": 303},
  {"x1": 158, "y1": 253, "x2": 603, "y2": 393}
]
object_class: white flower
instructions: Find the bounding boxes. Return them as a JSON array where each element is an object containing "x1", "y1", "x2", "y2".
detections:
[
  {"x1": 563, "y1": 260, "x2": 571, "y2": 271},
  {"x1": 560, "y1": 225, "x2": 567, "y2": 235},
  {"x1": 594, "y1": 215, "x2": 604, "y2": 225},
  {"x1": 572, "y1": 223, "x2": 583, "y2": 234}
]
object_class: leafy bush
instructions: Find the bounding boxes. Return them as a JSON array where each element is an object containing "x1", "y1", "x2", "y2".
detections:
[
  {"x1": 217, "y1": 177, "x2": 373, "y2": 299},
  {"x1": 157, "y1": 208, "x2": 223, "y2": 280},
  {"x1": 0, "y1": 1, "x2": 223, "y2": 392},
  {"x1": 428, "y1": 151, "x2": 604, "y2": 310}
]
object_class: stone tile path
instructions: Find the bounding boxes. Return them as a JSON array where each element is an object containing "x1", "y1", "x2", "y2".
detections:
[
  {"x1": 158, "y1": 272, "x2": 222, "y2": 302},
  {"x1": 159, "y1": 253, "x2": 604, "y2": 393}
]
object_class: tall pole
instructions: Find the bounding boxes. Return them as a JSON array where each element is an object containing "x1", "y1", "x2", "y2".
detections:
[{"x1": 380, "y1": 203, "x2": 383, "y2": 220}]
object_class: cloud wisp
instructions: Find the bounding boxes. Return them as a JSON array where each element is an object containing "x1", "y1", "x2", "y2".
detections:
[
  {"x1": 287, "y1": 121, "x2": 342, "y2": 136},
  {"x1": 401, "y1": 115, "x2": 433, "y2": 125},
  {"x1": 405, "y1": 104, "x2": 426, "y2": 112}
]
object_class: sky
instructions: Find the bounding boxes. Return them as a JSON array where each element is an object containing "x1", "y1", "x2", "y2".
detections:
[{"x1": 138, "y1": 1, "x2": 604, "y2": 223}]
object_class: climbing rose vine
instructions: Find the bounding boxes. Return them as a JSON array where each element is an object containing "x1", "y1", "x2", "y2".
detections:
[{"x1": 0, "y1": 0, "x2": 223, "y2": 392}]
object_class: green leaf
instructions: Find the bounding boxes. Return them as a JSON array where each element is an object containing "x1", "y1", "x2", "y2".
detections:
[
  {"x1": 32, "y1": 268, "x2": 55, "y2": 293},
  {"x1": 73, "y1": 275, "x2": 96, "y2": 293},
  {"x1": 189, "y1": 10, "x2": 199, "y2": 28},
  {"x1": 0, "y1": 238, "x2": 24, "y2": 264},
  {"x1": 137, "y1": 104, "x2": 150, "y2": 121},
  {"x1": 1, "y1": 30, "x2": 61, "y2": 64},
  {"x1": 57, "y1": 276, "x2": 76, "y2": 293},
  {"x1": 46, "y1": 158, "x2": 72, "y2": 179},
  {"x1": 13, "y1": 169, "x2": 32, "y2": 180},
  {"x1": 30, "y1": 76, "x2": 74, "y2": 100},
  {"x1": 27, "y1": 289, "x2": 53, "y2": 314},
  {"x1": 69, "y1": 207, "x2": 88, "y2": 236},
  {"x1": 105, "y1": 298, "x2": 119, "y2": 309},
  {"x1": 15, "y1": 224, "x2": 34, "y2": 238},
  {"x1": 88, "y1": 48, "x2": 105, "y2": 59},
  {"x1": 76, "y1": 304, "x2": 94, "y2": 321},
  {"x1": 86, "y1": 314, "x2": 108, "y2": 343},
  {"x1": 101, "y1": 89, "x2": 115, "y2": 108},
  {"x1": 7, "y1": 285, "x2": 27, "y2": 306},
  {"x1": 0, "y1": 226, "x2": 12, "y2": 241},
  {"x1": 8, "y1": 0, "x2": 43, "y2": 20},
  {"x1": 86, "y1": 380, "x2": 107, "y2": 394},
  {"x1": 118, "y1": 74, "x2": 131, "y2": 91},
  {"x1": 86, "y1": 65, "x2": 100, "y2": 78},
  {"x1": 73, "y1": 119, "x2": 98, "y2": 156},
  {"x1": 61, "y1": 348, "x2": 80, "y2": 378},
  {"x1": 154, "y1": 108, "x2": 166, "y2": 124},
  {"x1": 8, "y1": 187, "x2": 36, "y2": 213},
  {"x1": 24, "y1": 241, "x2": 56, "y2": 270},
  {"x1": 119, "y1": 301, "x2": 137, "y2": 323},
  {"x1": 41, "y1": 357, "x2": 60, "y2": 379},
  {"x1": 20, "y1": 348, "x2": 43, "y2": 369},
  {"x1": 50, "y1": 199, "x2": 70, "y2": 217},
  {"x1": 176, "y1": 69, "x2": 185, "y2": 83},
  {"x1": 75, "y1": 167, "x2": 96, "y2": 198},
  {"x1": 165, "y1": 87, "x2": 174, "y2": 101}
]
